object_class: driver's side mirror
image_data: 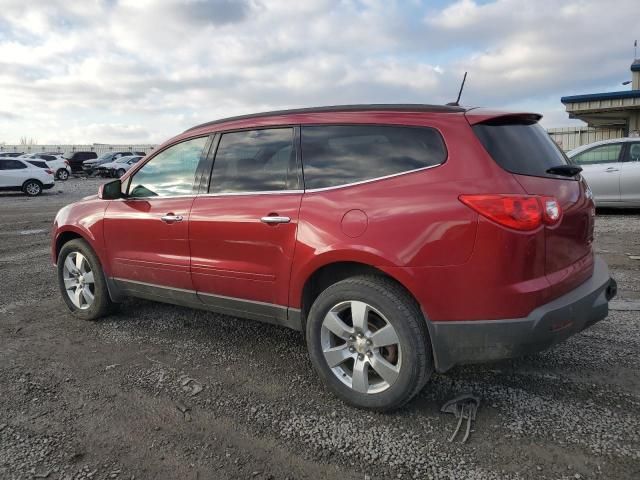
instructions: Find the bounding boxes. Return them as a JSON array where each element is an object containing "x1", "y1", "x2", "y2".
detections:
[{"x1": 98, "y1": 179, "x2": 122, "y2": 200}]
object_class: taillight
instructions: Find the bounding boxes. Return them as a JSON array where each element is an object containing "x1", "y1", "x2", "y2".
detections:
[
  {"x1": 459, "y1": 194, "x2": 562, "y2": 231},
  {"x1": 64, "y1": 160, "x2": 70, "y2": 166},
  {"x1": 45, "y1": 169, "x2": 53, "y2": 174}
]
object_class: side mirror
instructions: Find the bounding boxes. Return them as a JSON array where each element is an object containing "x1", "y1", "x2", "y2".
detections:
[{"x1": 98, "y1": 179, "x2": 122, "y2": 200}]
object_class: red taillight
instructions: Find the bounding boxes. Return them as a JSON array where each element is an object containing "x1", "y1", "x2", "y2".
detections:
[
  {"x1": 45, "y1": 169, "x2": 53, "y2": 174},
  {"x1": 64, "y1": 160, "x2": 70, "y2": 166},
  {"x1": 459, "y1": 194, "x2": 562, "y2": 231}
]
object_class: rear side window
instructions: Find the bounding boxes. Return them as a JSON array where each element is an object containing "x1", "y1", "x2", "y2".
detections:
[
  {"x1": 210, "y1": 128, "x2": 298, "y2": 193},
  {"x1": 473, "y1": 119, "x2": 569, "y2": 178},
  {"x1": 27, "y1": 160, "x2": 48, "y2": 169},
  {"x1": 301, "y1": 125, "x2": 446, "y2": 190}
]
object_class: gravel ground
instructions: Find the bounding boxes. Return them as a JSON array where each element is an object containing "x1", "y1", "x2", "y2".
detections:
[{"x1": 0, "y1": 178, "x2": 639, "y2": 480}]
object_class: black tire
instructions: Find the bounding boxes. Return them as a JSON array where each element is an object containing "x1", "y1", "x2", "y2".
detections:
[
  {"x1": 57, "y1": 239, "x2": 116, "y2": 321},
  {"x1": 56, "y1": 168, "x2": 69, "y2": 180},
  {"x1": 116, "y1": 168, "x2": 126, "y2": 178},
  {"x1": 22, "y1": 179, "x2": 42, "y2": 196},
  {"x1": 306, "y1": 275, "x2": 433, "y2": 411}
]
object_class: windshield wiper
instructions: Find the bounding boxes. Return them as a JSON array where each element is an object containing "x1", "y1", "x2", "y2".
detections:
[{"x1": 546, "y1": 165, "x2": 582, "y2": 177}]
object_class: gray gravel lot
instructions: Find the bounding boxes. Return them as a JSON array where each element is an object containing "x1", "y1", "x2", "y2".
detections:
[{"x1": 0, "y1": 178, "x2": 639, "y2": 479}]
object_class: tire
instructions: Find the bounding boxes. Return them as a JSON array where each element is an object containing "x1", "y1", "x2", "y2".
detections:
[
  {"x1": 116, "y1": 168, "x2": 126, "y2": 178},
  {"x1": 22, "y1": 180, "x2": 42, "y2": 196},
  {"x1": 56, "y1": 168, "x2": 69, "y2": 181},
  {"x1": 306, "y1": 275, "x2": 433, "y2": 411},
  {"x1": 57, "y1": 239, "x2": 116, "y2": 320}
]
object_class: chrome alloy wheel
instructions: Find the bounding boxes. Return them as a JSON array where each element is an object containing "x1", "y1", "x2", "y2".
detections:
[
  {"x1": 62, "y1": 252, "x2": 95, "y2": 310},
  {"x1": 25, "y1": 182, "x2": 41, "y2": 195},
  {"x1": 320, "y1": 300, "x2": 402, "y2": 394}
]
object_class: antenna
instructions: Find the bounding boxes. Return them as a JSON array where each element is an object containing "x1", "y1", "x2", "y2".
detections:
[{"x1": 447, "y1": 72, "x2": 468, "y2": 106}]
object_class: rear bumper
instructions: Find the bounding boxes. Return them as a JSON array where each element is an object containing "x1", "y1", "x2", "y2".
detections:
[
  {"x1": 43, "y1": 183, "x2": 55, "y2": 190},
  {"x1": 428, "y1": 256, "x2": 616, "y2": 373}
]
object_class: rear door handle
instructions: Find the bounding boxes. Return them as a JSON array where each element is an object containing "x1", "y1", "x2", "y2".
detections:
[
  {"x1": 260, "y1": 216, "x2": 291, "y2": 224},
  {"x1": 605, "y1": 167, "x2": 619, "y2": 172},
  {"x1": 161, "y1": 214, "x2": 183, "y2": 223}
]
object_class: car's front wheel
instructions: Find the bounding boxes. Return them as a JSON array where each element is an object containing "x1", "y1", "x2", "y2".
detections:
[
  {"x1": 56, "y1": 168, "x2": 69, "y2": 180},
  {"x1": 23, "y1": 180, "x2": 42, "y2": 196},
  {"x1": 306, "y1": 276, "x2": 433, "y2": 411},
  {"x1": 57, "y1": 239, "x2": 116, "y2": 320},
  {"x1": 116, "y1": 168, "x2": 126, "y2": 177}
]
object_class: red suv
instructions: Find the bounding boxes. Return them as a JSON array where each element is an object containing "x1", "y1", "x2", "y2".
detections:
[{"x1": 52, "y1": 104, "x2": 616, "y2": 411}]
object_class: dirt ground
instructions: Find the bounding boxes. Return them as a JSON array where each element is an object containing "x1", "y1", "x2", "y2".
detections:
[{"x1": 1, "y1": 178, "x2": 639, "y2": 480}]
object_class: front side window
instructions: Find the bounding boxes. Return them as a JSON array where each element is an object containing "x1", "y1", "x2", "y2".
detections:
[
  {"x1": 0, "y1": 159, "x2": 27, "y2": 170},
  {"x1": 572, "y1": 143, "x2": 622, "y2": 165},
  {"x1": 210, "y1": 128, "x2": 297, "y2": 193},
  {"x1": 301, "y1": 125, "x2": 447, "y2": 190},
  {"x1": 129, "y1": 136, "x2": 208, "y2": 198},
  {"x1": 624, "y1": 143, "x2": 640, "y2": 162}
]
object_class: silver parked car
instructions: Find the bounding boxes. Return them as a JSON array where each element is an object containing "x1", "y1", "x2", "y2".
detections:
[{"x1": 567, "y1": 138, "x2": 640, "y2": 207}]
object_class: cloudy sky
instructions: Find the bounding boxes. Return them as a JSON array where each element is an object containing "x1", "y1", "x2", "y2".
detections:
[{"x1": 0, "y1": 0, "x2": 638, "y2": 144}]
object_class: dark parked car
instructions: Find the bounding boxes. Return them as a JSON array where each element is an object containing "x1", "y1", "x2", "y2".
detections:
[
  {"x1": 82, "y1": 151, "x2": 146, "y2": 175},
  {"x1": 66, "y1": 152, "x2": 98, "y2": 173},
  {"x1": 51, "y1": 104, "x2": 616, "y2": 411}
]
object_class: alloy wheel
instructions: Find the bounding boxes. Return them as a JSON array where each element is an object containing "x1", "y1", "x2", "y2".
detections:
[
  {"x1": 25, "y1": 182, "x2": 41, "y2": 196},
  {"x1": 320, "y1": 300, "x2": 402, "y2": 394},
  {"x1": 62, "y1": 251, "x2": 95, "y2": 310}
]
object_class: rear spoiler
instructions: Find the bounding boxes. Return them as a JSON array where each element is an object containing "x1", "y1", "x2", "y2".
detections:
[{"x1": 464, "y1": 108, "x2": 542, "y2": 126}]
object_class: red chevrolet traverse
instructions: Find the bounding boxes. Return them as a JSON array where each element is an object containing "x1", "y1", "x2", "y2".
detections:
[{"x1": 52, "y1": 105, "x2": 616, "y2": 410}]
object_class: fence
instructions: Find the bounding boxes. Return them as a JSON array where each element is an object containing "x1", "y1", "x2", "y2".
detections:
[
  {"x1": 0, "y1": 144, "x2": 158, "y2": 156},
  {"x1": 547, "y1": 126, "x2": 625, "y2": 152}
]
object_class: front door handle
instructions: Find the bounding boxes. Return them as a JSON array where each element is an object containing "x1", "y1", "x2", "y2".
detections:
[
  {"x1": 161, "y1": 213, "x2": 183, "y2": 223},
  {"x1": 260, "y1": 216, "x2": 291, "y2": 224},
  {"x1": 605, "y1": 167, "x2": 619, "y2": 172}
]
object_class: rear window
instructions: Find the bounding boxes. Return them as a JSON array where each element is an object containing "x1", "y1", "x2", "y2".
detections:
[
  {"x1": 472, "y1": 119, "x2": 569, "y2": 179},
  {"x1": 301, "y1": 125, "x2": 447, "y2": 190}
]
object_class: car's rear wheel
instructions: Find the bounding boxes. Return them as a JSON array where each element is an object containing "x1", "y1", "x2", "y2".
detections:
[
  {"x1": 306, "y1": 276, "x2": 433, "y2": 411},
  {"x1": 57, "y1": 239, "x2": 116, "y2": 320},
  {"x1": 56, "y1": 168, "x2": 69, "y2": 180},
  {"x1": 116, "y1": 168, "x2": 126, "y2": 177},
  {"x1": 23, "y1": 180, "x2": 42, "y2": 196}
]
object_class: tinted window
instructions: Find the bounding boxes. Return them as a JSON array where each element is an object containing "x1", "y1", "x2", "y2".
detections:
[
  {"x1": 41, "y1": 155, "x2": 56, "y2": 161},
  {"x1": 301, "y1": 125, "x2": 446, "y2": 189},
  {"x1": 27, "y1": 160, "x2": 48, "y2": 169},
  {"x1": 129, "y1": 137, "x2": 208, "y2": 198},
  {"x1": 473, "y1": 120, "x2": 569, "y2": 178},
  {"x1": 0, "y1": 160, "x2": 27, "y2": 170},
  {"x1": 210, "y1": 128, "x2": 297, "y2": 193}
]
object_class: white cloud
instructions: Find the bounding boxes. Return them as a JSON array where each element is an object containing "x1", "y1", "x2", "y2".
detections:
[{"x1": 0, "y1": 0, "x2": 638, "y2": 143}]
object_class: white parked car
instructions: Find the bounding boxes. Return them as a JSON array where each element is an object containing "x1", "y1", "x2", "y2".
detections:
[
  {"x1": 98, "y1": 155, "x2": 143, "y2": 177},
  {"x1": 0, "y1": 158, "x2": 55, "y2": 196},
  {"x1": 568, "y1": 138, "x2": 640, "y2": 207},
  {"x1": 19, "y1": 153, "x2": 72, "y2": 180}
]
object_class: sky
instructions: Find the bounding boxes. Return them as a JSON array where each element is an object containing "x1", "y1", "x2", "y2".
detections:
[{"x1": 0, "y1": 0, "x2": 638, "y2": 145}]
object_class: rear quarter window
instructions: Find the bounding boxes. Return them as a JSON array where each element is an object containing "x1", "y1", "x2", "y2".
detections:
[
  {"x1": 472, "y1": 119, "x2": 570, "y2": 179},
  {"x1": 301, "y1": 125, "x2": 446, "y2": 189}
]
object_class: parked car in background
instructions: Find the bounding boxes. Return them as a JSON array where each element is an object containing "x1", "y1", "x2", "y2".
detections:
[
  {"x1": 97, "y1": 156, "x2": 143, "y2": 177},
  {"x1": 19, "y1": 153, "x2": 72, "y2": 180},
  {"x1": 568, "y1": 137, "x2": 640, "y2": 207},
  {"x1": 0, "y1": 157, "x2": 54, "y2": 196},
  {"x1": 66, "y1": 151, "x2": 98, "y2": 173},
  {"x1": 82, "y1": 151, "x2": 145, "y2": 175},
  {"x1": 0, "y1": 152, "x2": 25, "y2": 157},
  {"x1": 52, "y1": 104, "x2": 616, "y2": 411}
]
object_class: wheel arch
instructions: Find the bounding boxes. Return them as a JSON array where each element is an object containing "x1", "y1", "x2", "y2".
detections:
[{"x1": 297, "y1": 259, "x2": 429, "y2": 334}]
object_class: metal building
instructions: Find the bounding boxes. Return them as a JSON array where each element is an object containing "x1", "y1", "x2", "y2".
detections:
[{"x1": 561, "y1": 59, "x2": 640, "y2": 138}]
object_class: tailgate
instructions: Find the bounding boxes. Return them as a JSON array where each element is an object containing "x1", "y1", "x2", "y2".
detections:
[{"x1": 514, "y1": 174, "x2": 594, "y2": 275}]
